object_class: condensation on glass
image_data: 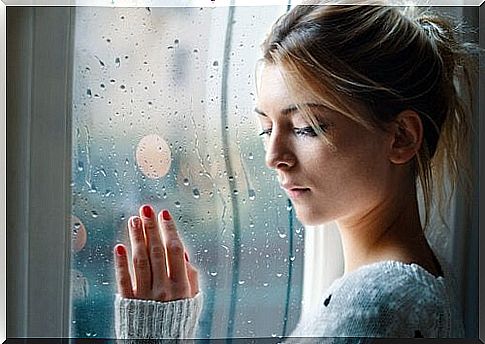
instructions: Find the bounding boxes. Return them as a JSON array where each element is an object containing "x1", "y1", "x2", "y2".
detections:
[{"x1": 69, "y1": 5, "x2": 304, "y2": 338}]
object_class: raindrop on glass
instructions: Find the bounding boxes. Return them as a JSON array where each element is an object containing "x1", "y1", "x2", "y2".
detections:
[
  {"x1": 88, "y1": 183, "x2": 97, "y2": 193},
  {"x1": 96, "y1": 56, "x2": 105, "y2": 67},
  {"x1": 115, "y1": 57, "x2": 121, "y2": 67},
  {"x1": 91, "y1": 211, "x2": 99, "y2": 218},
  {"x1": 174, "y1": 201, "x2": 181, "y2": 208},
  {"x1": 192, "y1": 189, "x2": 200, "y2": 199},
  {"x1": 183, "y1": 178, "x2": 189, "y2": 186},
  {"x1": 248, "y1": 189, "x2": 256, "y2": 200},
  {"x1": 77, "y1": 161, "x2": 84, "y2": 172}
]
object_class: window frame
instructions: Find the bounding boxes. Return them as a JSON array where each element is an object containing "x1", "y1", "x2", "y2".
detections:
[{"x1": 6, "y1": 6, "x2": 74, "y2": 337}]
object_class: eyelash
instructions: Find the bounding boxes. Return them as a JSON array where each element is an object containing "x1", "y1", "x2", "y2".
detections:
[{"x1": 259, "y1": 125, "x2": 328, "y2": 138}]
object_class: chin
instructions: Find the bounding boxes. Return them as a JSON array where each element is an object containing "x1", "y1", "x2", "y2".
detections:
[{"x1": 294, "y1": 209, "x2": 332, "y2": 227}]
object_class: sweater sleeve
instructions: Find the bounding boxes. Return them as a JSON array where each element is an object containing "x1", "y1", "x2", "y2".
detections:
[{"x1": 114, "y1": 292, "x2": 203, "y2": 339}]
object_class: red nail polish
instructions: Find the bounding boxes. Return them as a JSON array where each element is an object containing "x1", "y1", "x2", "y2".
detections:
[
  {"x1": 184, "y1": 251, "x2": 190, "y2": 262},
  {"x1": 116, "y1": 245, "x2": 125, "y2": 256},
  {"x1": 162, "y1": 210, "x2": 171, "y2": 221},
  {"x1": 142, "y1": 205, "x2": 152, "y2": 217}
]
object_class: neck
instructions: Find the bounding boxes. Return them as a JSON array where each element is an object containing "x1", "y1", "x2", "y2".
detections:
[{"x1": 337, "y1": 186, "x2": 427, "y2": 274}]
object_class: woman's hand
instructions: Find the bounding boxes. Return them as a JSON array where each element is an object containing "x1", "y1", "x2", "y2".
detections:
[{"x1": 113, "y1": 204, "x2": 199, "y2": 301}]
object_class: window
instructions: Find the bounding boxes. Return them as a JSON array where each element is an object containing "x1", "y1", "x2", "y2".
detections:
[{"x1": 69, "y1": 5, "x2": 304, "y2": 338}]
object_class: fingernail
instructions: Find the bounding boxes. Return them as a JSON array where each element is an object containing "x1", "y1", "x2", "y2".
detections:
[
  {"x1": 142, "y1": 205, "x2": 152, "y2": 218},
  {"x1": 184, "y1": 251, "x2": 190, "y2": 262},
  {"x1": 162, "y1": 209, "x2": 171, "y2": 221},
  {"x1": 115, "y1": 245, "x2": 125, "y2": 256}
]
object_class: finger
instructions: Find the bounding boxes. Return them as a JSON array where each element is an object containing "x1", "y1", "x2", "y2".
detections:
[
  {"x1": 159, "y1": 210, "x2": 189, "y2": 289},
  {"x1": 140, "y1": 205, "x2": 168, "y2": 290},
  {"x1": 184, "y1": 250, "x2": 199, "y2": 295},
  {"x1": 114, "y1": 244, "x2": 134, "y2": 298},
  {"x1": 186, "y1": 262, "x2": 200, "y2": 297},
  {"x1": 128, "y1": 216, "x2": 151, "y2": 298}
]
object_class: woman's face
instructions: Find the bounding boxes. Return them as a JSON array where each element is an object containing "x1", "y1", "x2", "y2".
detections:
[{"x1": 255, "y1": 65, "x2": 394, "y2": 226}]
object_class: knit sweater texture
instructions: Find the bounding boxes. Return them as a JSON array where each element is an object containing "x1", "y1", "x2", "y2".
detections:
[{"x1": 114, "y1": 260, "x2": 465, "y2": 340}]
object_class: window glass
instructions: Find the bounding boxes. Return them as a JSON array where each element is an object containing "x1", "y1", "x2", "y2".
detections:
[{"x1": 69, "y1": 5, "x2": 304, "y2": 338}]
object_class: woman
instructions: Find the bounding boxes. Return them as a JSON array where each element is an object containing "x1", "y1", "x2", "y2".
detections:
[{"x1": 113, "y1": 3, "x2": 477, "y2": 339}]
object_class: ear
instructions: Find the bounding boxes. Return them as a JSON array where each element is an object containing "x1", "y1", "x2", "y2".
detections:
[{"x1": 387, "y1": 110, "x2": 423, "y2": 165}]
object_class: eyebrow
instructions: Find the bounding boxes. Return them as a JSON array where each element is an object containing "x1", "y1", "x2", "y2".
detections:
[{"x1": 253, "y1": 103, "x2": 329, "y2": 117}]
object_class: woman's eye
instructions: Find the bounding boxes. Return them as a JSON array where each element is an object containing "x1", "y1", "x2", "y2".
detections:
[
  {"x1": 259, "y1": 124, "x2": 327, "y2": 138},
  {"x1": 294, "y1": 124, "x2": 328, "y2": 137},
  {"x1": 294, "y1": 126, "x2": 317, "y2": 137},
  {"x1": 259, "y1": 128, "x2": 272, "y2": 136}
]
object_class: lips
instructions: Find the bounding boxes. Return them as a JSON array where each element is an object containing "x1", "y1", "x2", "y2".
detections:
[{"x1": 280, "y1": 184, "x2": 311, "y2": 199}]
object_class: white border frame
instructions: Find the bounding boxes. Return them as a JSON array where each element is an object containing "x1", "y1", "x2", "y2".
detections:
[
  {"x1": 0, "y1": 1, "x2": 482, "y2": 342},
  {"x1": 1, "y1": 0, "x2": 484, "y2": 7}
]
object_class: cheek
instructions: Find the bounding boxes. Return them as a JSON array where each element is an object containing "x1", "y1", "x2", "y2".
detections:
[
  {"x1": 332, "y1": 139, "x2": 390, "y2": 202},
  {"x1": 313, "y1": 136, "x2": 389, "y2": 205}
]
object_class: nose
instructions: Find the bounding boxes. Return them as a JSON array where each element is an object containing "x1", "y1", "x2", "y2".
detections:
[{"x1": 264, "y1": 129, "x2": 297, "y2": 170}]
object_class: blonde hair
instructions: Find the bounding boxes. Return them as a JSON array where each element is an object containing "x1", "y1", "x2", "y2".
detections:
[{"x1": 260, "y1": 4, "x2": 478, "y2": 230}]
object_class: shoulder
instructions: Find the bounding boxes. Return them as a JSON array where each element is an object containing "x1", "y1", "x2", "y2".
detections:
[
  {"x1": 331, "y1": 260, "x2": 446, "y2": 305},
  {"x1": 309, "y1": 261, "x2": 450, "y2": 338}
]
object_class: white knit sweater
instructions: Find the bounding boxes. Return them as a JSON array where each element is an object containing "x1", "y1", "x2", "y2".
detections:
[{"x1": 114, "y1": 260, "x2": 465, "y2": 339}]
